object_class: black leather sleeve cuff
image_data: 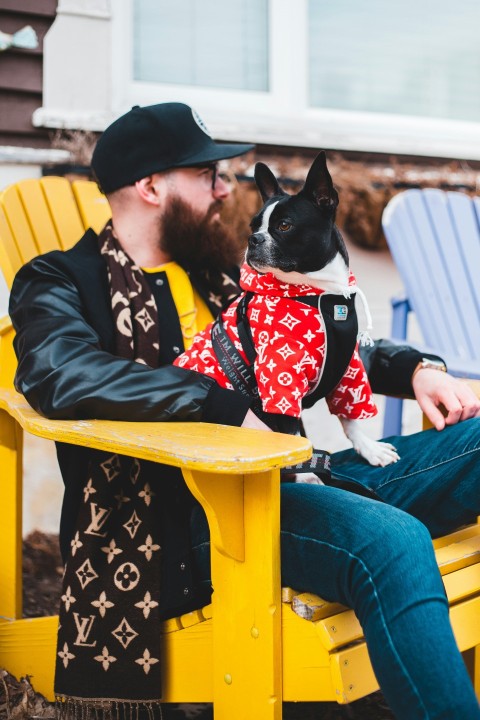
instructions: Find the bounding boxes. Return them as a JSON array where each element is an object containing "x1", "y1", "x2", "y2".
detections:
[
  {"x1": 366, "y1": 342, "x2": 446, "y2": 398},
  {"x1": 202, "y1": 384, "x2": 252, "y2": 426}
]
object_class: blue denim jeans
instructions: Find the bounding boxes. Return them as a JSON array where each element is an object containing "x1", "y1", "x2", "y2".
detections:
[{"x1": 191, "y1": 417, "x2": 480, "y2": 719}]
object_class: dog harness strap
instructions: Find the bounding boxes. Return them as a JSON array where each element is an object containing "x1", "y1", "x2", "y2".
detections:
[
  {"x1": 211, "y1": 316, "x2": 263, "y2": 416},
  {"x1": 298, "y1": 293, "x2": 358, "y2": 409},
  {"x1": 235, "y1": 291, "x2": 256, "y2": 364},
  {"x1": 211, "y1": 304, "x2": 332, "y2": 480},
  {"x1": 280, "y1": 448, "x2": 331, "y2": 481},
  {"x1": 219, "y1": 290, "x2": 357, "y2": 411},
  {"x1": 290, "y1": 295, "x2": 319, "y2": 309},
  {"x1": 212, "y1": 315, "x2": 298, "y2": 431}
]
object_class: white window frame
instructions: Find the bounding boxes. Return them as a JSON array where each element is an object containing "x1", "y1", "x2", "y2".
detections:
[
  {"x1": 34, "y1": 0, "x2": 480, "y2": 160},
  {"x1": 111, "y1": 0, "x2": 304, "y2": 128},
  {"x1": 111, "y1": 0, "x2": 480, "y2": 160}
]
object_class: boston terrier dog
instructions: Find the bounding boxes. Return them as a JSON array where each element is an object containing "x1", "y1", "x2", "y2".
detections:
[{"x1": 175, "y1": 152, "x2": 399, "y2": 472}]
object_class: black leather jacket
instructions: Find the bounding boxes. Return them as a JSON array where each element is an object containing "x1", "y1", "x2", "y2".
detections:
[{"x1": 8, "y1": 229, "x2": 433, "y2": 617}]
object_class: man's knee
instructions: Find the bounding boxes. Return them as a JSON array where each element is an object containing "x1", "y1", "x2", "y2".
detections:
[
  {"x1": 369, "y1": 508, "x2": 435, "y2": 569},
  {"x1": 347, "y1": 511, "x2": 448, "y2": 623}
]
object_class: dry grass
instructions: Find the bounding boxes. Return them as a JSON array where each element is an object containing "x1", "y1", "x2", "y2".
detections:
[{"x1": 50, "y1": 129, "x2": 97, "y2": 166}]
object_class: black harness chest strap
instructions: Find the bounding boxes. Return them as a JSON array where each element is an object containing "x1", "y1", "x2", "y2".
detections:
[
  {"x1": 302, "y1": 293, "x2": 358, "y2": 408},
  {"x1": 210, "y1": 317, "x2": 261, "y2": 411},
  {"x1": 235, "y1": 291, "x2": 256, "y2": 364},
  {"x1": 235, "y1": 291, "x2": 358, "y2": 409},
  {"x1": 211, "y1": 292, "x2": 331, "y2": 481}
]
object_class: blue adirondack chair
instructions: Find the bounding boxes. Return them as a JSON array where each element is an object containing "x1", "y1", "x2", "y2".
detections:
[{"x1": 381, "y1": 188, "x2": 480, "y2": 437}]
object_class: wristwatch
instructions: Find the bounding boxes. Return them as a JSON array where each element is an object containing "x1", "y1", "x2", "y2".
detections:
[{"x1": 412, "y1": 357, "x2": 447, "y2": 380}]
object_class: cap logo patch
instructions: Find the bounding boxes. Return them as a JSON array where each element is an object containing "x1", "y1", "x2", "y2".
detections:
[{"x1": 191, "y1": 108, "x2": 212, "y2": 137}]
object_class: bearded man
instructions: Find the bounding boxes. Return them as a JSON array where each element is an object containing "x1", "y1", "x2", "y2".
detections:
[{"x1": 9, "y1": 103, "x2": 480, "y2": 720}]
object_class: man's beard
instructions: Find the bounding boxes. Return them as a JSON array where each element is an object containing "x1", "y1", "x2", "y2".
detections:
[{"x1": 159, "y1": 196, "x2": 244, "y2": 273}]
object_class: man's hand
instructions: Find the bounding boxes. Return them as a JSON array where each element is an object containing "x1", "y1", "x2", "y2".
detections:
[
  {"x1": 241, "y1": 409, "x2": 272, "y2": 431},
  {"x1": 412, "y1": 369, "x2": 480, "y2": 430}
]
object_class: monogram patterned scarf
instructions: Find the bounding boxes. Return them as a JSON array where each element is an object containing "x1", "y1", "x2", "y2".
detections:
[
  {"x1": 54, "y1": 225, "x2": 240, "y2": 719},
  {"x1": 54, "y1": 225, "x2": 165, "y2": 718}
]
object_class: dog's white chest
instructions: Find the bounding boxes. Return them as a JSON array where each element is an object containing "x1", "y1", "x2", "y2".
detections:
[{"x1": 305, "y1": 253, "x2": 350, "y2": 293}]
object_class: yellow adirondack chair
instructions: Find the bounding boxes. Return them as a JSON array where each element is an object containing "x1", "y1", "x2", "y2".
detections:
[{"x1": 0, "y1": 177, "x2": 479, "y2": 718}]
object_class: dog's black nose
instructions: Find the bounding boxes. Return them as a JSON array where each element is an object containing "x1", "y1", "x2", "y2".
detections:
[{"x1": 249, "y1": 233, "x2": 265, "y2": 246}]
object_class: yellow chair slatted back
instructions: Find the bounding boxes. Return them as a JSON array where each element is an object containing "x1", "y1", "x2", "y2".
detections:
[
  {"x1": 40, "y1": 177, "x2": 85, "y2": 250},
  {"x1": 72, "y1": 179, "x2": 111, "y2": 233},
  {"x1": 0, "y1": 205, "x2": 21, "y2": 289},
  {"x1": 13, "y1": 179, "x2": 64, "y2": 256},
  {"x1": 0, "y1": 178, "x2": 111, "y2": 290},
  {"x1": 0, "y1": 183, "x2": 41, "y2": 267}
]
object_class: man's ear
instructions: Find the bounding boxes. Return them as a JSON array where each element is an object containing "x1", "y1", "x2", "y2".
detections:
[
  {"x1": 134, "y1": 175, "x2": 163, "y2": 206},
  {"x1": 300, "y1": 151, "x2": 339, "y2": 209},
  {"x1": 254, "y1": 162, "x2": 287, "y2": 203}
]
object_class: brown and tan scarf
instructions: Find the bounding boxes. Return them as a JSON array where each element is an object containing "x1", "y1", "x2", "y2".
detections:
[
  {"x1": 54, "y1": 225, "x2": 165, "y2": 718},
  {"x1": 54, "y1": 224, "x2": 239, "y2": 718}
]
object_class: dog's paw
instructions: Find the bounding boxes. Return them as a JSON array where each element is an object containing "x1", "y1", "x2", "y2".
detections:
[
  {"x1": 294, "y1": 472, "x2": 325, "y2": 485},
  {"x1": 339, "y1": 418, "x2": 400, "y2": 467},
  {"x1": 356, "y1": 438, "x2": 400, "y2": 467}
]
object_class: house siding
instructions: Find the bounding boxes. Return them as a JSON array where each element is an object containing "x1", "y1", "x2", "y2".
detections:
[{"x1": 0, "y1": 0, "x2": 57, "y2": 148}]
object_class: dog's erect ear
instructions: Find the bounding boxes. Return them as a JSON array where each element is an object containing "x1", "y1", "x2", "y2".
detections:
[
  {"x1": 254, "y1": 162, "x2": 287, "y2": 203},
  {"x1": 301, "y1": 151, "x2": 339, "y2": 209}
]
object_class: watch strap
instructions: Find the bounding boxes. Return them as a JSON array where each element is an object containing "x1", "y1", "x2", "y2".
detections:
[{"x1": 412, "y1": 358, "x2": 447, "y2": 380}]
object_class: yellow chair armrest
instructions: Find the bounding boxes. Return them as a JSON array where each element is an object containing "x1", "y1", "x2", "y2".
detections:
[
  {"x1": 0, "y1": 388, "x2": 311, "y2": 473},
  {"x1": 0, "y1": 387, "x2": 310, "y2": 714}
]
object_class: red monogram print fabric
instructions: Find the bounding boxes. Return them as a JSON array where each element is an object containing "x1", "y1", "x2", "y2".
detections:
[{"x1": 175, "y1": 265, "x2": 377, "y2": 421}]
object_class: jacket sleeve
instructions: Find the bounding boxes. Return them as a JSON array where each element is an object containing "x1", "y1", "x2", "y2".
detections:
[
  {"x1": 359, "y1": 338, "x2": 446, "y2": 398},
  {"x1": 9, "y1": 256, "x2": 251, "y2": 425}
]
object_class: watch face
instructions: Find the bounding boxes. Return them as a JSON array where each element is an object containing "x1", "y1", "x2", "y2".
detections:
[{"x1": 421, "y1": 359, "x2": 447, "y2": 371}]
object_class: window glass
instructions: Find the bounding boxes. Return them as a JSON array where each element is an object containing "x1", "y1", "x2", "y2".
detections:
[
  {"x1": 309, "y1": 0, "x2": 480, "y2": 122},
  {"x1": 134, "y1": 0, "x2": 269, "y2": 92}
]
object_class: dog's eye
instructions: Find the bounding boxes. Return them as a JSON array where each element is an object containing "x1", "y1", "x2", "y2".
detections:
[{"x1": 278, "y1": 221, "x2": 292, "y2": 232}]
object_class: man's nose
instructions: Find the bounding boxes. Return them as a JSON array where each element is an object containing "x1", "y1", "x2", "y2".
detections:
[
  {"x1": 249, "y1": 233, "x2": 265, "y2": 246},
  {"x1": 213, "y1": 174, "x2": 230, "y2": 200}
]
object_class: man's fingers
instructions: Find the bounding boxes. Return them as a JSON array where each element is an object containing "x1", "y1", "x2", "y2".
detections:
[
  {"x1": 439, "y1": 386, "x2": 480, "y2": 425},
  {"x1": 464, "y1": 405, "x2": 480, "y2": 420},
  {"x1": 444, "y1": 404, "x2": 464, "y2": 426},
  {"x1": 460, "y1": 402, "x2": 480, "y2": 422},
  {"x1": 418, "y1": 396, "x2": 445, "y2": 431},
  {"x1": 434, "y1": 388, "x2": 462, "y2": 426},
  {"x1": 456, "y1": 385, "x2": 480, "y2": 421},
  {"x1": 412, "y1": 368, "x2": 480, "y2": 428},
  {"x1": 241, "y1": 409, "x2": 272, "y2": 431}
]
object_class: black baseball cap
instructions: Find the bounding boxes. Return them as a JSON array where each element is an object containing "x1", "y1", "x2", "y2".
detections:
[{"x1": 91, "y1": 102, "x2": 254, "y2": 194}]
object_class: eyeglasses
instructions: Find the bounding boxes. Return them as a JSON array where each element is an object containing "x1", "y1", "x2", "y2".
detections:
[
  {"x1": 199, "y1": 163, "x2": 233, "y2": 190},
  {"x1": 202, "y1": 162, "x2": 218, "y2": 190},
  {"x1": 190, "y1": 163, "x2": 233, "y2": 191}
]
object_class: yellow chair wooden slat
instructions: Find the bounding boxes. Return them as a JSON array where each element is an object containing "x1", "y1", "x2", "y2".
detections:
[
  {"x1": 0, "y1": 184, "x2": 39, "y2": 264},
  {"x1": 14, "y1": 179, "x2": 62, "y2": 255},
  {"x1": 0, "y1": 177, "x2": 479, "y2": 718},
  {"x1": 0, "y1": 206, "x2": 22, "y2": 287},
  {"x1": 40, "y1": 177, "x2": 86, "y2": 250},
  {"x1": 72, "y1": 179, "x2": 111, "y2": 233}
]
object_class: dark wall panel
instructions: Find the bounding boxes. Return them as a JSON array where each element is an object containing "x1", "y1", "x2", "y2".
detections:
[
  {"x1": 0, "y1": 91, "x2": 47, "y2": 133},
  {"x1": 0, "y1": 54, "x2": 42, "y2": 93},
  {"x1": 0, "y1": 1, "x2": 57, "y2": 148},
  {"x1": 0, "y1": 1, "x2": 57, "y2": 17}
]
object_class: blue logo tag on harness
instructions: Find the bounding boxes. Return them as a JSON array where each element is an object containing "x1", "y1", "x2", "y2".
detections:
[{"x1": 334, "y1": 305, "x2": 348, "y2": 321}]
